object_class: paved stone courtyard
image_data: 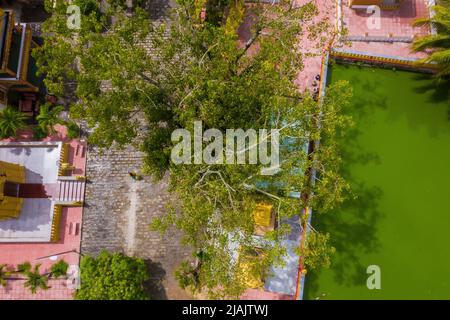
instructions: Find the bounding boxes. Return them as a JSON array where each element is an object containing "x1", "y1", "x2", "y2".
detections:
[{"x1": 81, "y1": 145, "x2": 192, "y2": 299}]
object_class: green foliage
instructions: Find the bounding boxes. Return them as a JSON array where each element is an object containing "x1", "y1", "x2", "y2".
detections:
[
  {"x1": 32, "y1": 126, "x2": 49, "y2": 140},
  {"x1": 175, "y1": 261, "x2": 201, "y2": 292},
  {"x1": 0, "y1": 107, "x2": 28, "y2": 138},
  {"x1": 37, "y1": 0, "x2": 352, "y2": 298},
  {"x1": 50, "y1": 260, "x2": 69, "y2": 278},
  {"x1": 36, "y1": 104, "x2": 65, "y2": 135},
  {"x1": 224, "y1": 0, "x2": 245, "y2": 35},
  {"x1": 6, "y1": 260, "x2": 68, "y2": 293},
  {"x1": 205, "y1": 0, "x2": 231, "y2": 25},
  {"x1": 306, "y1": 81, "x2": 353, "y2": 213},
  {"x1": 412, "y1": 0, "x2": 450, "y2": 76},
  {"x1": 73, "y1": 0, "x2": 101, "y2": 16},
  {"x1": 301, "y1": 231, "x2": 335, "y2": 270},
  {"x1": 20, "y1": 263, "x2": 50, "y2": 294},
  {"x1": 76, "y1": 251, "x2": 150, "y2": 300},
  {"x1": 67, "y1": 120, "x2": 81, "y2": 139},
  {"x1": 17, "y1": 262, "x2": 32, "y2": 273},
  {"x1": 0, "y1": 264, "x2": 11, "y2": 287}
]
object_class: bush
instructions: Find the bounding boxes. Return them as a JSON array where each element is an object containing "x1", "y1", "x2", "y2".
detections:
[
  {"x1": 50, "y1": 260, "x2": 69, "y2": 278},
  {"x1": 18, "y1": 262, "x2": 50, "y2": 294},
  {"x1": 174, "y1": 261, "x2": 200, "y2": 292},
  {"x1": 33, "y1": 126, "x2": 48, "y2": 140},
  {"x1": 0, "y1": 107, "x2": 28, "y2": 138},
  {"x1": 67, "y1": 121, "x2": 81, "y2": 139},
  {"x1": 73, "y1": 0, "x2": 101, "y2": 15},
  {"x1": 76, "y1": 251, "x2": 150, "y2": 300}
]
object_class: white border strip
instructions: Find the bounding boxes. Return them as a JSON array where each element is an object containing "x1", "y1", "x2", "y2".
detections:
[{"x1": 0, "y1": 141, "x2": 62, "y2": 147}]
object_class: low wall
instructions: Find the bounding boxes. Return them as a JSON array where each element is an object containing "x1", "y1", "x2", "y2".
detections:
[{"x1": 330, "y1": 48, "x2": 437, "y2": 73}]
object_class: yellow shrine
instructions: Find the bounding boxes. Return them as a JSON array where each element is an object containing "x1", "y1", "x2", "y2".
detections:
[
  {"x1": 238, "y1": 248, "x2": 266, "y2": 289},
  {"x1": 253, "y1": 203, "x2": 275, "y2": 236},
  {"x1": 0, "y1": 160, "x2": 25, "y2": 220}
]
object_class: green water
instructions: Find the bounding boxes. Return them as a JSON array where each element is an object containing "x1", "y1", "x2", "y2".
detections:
[{"x1": 304, "y1": 64, "x2": 450, "y2": 300}]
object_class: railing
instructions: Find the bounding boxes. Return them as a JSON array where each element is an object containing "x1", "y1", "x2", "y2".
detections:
[
  {"x1": 343, "y1": 35, "x2": 413, "y2": 43},
  {"x1": 330, "y1": 48, "x2": 438, "y2": 71},
  {"x1": 58, "y1": 143, "x2": 71, "y2": 176},
  {"x1": 50, "y1": 204, "x2": 62, "y2": 242}
]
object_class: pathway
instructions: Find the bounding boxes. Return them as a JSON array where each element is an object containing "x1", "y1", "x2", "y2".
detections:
[{"x1": 81, "y1": 145, "x2": 193, "y2": 300}]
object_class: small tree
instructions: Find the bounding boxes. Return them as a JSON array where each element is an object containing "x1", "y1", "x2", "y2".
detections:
[
  {"x1": 0, "y1": 264, "x2": 11, "y2": 287},
  {"x1": 35, "y1": 104, "x2": 65, "y2": 136},
  {"x1": 175, "y1": 260, "x2": 201, "y2": 293},
  {"x1": 412, "y1": 0, "x2": 450, "y2": 76},
  {"x1": 0, "y1": 108, "x2": 28, "y2": 139},
  {"x1": 18, "y1": 262, "x2": 50, "y2": 294},
  {"x1": 49, "y1": 260, "x2": 69, "y2": 279},
  {"x1": 76, "y1": 251, "x2": 150, "y2": 300},
  {"x1": 66, "y1": 120, "x2": 81, "y2": 139}
]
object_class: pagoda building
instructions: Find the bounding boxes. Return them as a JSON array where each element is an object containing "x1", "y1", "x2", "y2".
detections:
[
  {"x1": 0, "y1": 141, "x2": 86, "y2": 243},
  {"x1": 0, "y1": 160, "x2": 25, "y2": 220},
  {"x1": 0, "y1": 8, "x2": 42, "y2": 110}
]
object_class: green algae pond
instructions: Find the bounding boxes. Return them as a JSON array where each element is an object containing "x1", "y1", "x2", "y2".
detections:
[{"x1": 304, "y1": 63, "x2": 450, "y2": 299}]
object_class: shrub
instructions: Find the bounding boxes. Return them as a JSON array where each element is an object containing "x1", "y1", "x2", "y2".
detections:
[
  {"x1": 76, "y1": 251, "x2": 150, "y2": 300},
  {"x1": 0, "y1": 107, "x2": 28, "y2": 138}
]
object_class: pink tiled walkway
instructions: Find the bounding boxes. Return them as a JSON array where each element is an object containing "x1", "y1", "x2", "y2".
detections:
[
  {"x1": 295, "y1": 0, "x2": 337, "y2": 92},
  {"x1": 342, "y1": 0, "x2": 430, "y2": 38},
  {"x1": 342, "y1": 41, "x2": 428, "y2": 59},
  {"x1": 0, "y1": 279, "x2": 74, "y2": 300},
  {"x1": 339, "y1": 0, "x2": 432, "y2": 59},
  {"x1": 241, "y1": 288, "x2": 293, "y2": 300}
]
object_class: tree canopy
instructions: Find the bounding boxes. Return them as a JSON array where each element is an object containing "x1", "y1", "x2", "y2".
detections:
[
  {"x1": 76, "y1": 251, "x2": 150, "y2": 300},
  {"x1": 35, "y1": 0, "x2": 352, "y2": 298}
]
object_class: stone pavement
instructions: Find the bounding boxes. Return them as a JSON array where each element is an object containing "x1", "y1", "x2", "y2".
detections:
[{"x1": 81, "y1": 145, "x2": 193, "y2": 299}]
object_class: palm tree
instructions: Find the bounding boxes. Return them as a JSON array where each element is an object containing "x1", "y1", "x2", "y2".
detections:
[
  {"x1": 36, "y1": 104, "x2": 65, "y2": 136},
  {"x1": 0, "y1": 264, "x2": 12, "y2": 287},
  {"x1": 49, "y1": 260, "x2": 69, "y2": 279},
  {"x1": 412, "y1": 0, "x2": 450, "y2": 76},
  {"x1": 0, "y1": 107, "x2": 28, "y2": 138},
  {"x1": 18, "y1": 262, "x2": 50, "y2": 294}
]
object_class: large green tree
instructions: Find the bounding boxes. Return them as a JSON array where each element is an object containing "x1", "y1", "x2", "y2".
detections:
[
  {"x1": 17, "y1": 262, "x2": 50, "y2": 294},
  {"x1": 35, "y1": 0, "x2": 352, "y2": 298},
  {"x1": 76, "y1": 251, "x2": 150, "y2": 300}
]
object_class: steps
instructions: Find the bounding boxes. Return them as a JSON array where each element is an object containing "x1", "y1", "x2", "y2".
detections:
[{"x1": 56, "y1": 179, "x2": 85, "y2": 203}]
